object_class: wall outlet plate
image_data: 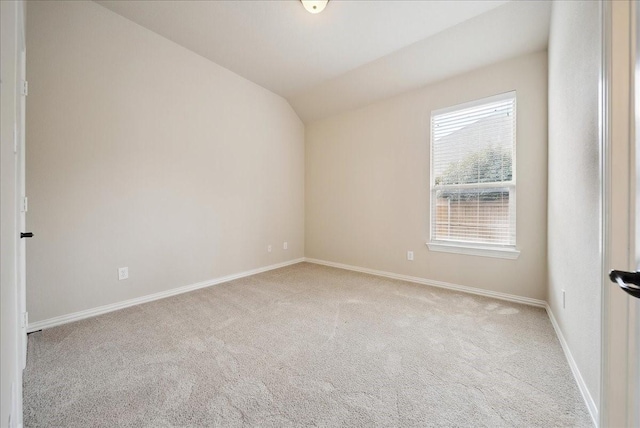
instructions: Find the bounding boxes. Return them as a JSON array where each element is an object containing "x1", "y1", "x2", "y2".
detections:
[
  {"x1": 267, "y1": 245, "x2": 272, "y2": 253},
  {"x1": 283, "y1": 242, "x2": 288, "y2": 250},
  {"x1": 407, "y1": 251, "x2": 414, "y2": 261},
  {"x1": 118, "y1": 267, "x2": 129, "y2": 280}
]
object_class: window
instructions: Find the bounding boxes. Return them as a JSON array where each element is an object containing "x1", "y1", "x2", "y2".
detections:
[{"x1": 428, "y1": 92, "x2": 518, "y2": 259}]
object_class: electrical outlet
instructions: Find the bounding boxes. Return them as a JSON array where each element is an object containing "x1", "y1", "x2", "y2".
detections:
[
  {"x1": 267, "y1": 245, "x2": 272, "y2": 253},
  {"x1": 407, "y1": 251, "x2": 414, "y2": 261},
  {"x1": 562, "y1": 289, "x2": 566, "y2": 309},
  {"x1": 283, "y1": 242, "x2": 288, "y2": 250},
  {"x1": 118, "y1": 267, "x2": 129, "y2": 280}
]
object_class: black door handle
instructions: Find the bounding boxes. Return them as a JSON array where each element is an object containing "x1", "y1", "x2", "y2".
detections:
[
  {"x1": 20, "y1": 232, "x2": 33, "y2": 239},
  {"x1": 609, "y1": 270, "x2": 640, "y2": 298}
]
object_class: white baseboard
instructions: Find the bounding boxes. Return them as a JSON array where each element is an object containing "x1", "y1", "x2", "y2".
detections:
[
  {"x1": 304, "y1": 257, "x2": 546, "y2": 307},
  {"x1": 545, "y1": 304, "x2": 598, "y2": 427},
  {"x1": 27, "y1": 258, "x2": 305, "y2": 333}
]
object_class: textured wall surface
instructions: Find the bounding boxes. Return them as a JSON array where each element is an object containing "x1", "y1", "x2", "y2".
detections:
[
  {"x1": 26, "y1": 1, "x2": 305, "y2": 323},
  {"x1": 547, "y1": 0, "x2": 601, "y2": 411},
  {"x1": 306, "y1": 51, "x2": 548, "y2": 301}
]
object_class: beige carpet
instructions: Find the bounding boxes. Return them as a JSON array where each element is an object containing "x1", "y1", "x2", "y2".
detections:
[{"x1": 24, "y1": 262, "x2": 592, "y2": 427}]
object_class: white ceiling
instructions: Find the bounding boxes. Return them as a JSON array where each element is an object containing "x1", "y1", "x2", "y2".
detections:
[
  {"x1": 290, "y1": 0, "x2": 551, "y2": 122},
  {"x1": 95, "y1": 0, "x2": 551, "y2": 123}
]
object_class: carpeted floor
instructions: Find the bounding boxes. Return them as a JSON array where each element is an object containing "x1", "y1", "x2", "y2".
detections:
[{"x1": 23, "y1": 262, "x2": 592, "y2": 427}]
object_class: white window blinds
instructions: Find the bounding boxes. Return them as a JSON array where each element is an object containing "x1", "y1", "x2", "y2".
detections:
[{"x1": 430, "y1": 92, "x2": 516, "y2": 247}]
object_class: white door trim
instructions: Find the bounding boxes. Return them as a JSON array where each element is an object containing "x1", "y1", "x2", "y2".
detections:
[
  {"x1": 17, "y1": 0, "x2": 27, "y2": 371},
  {"x1": 600, "y1": 1, "x2": 640, "y2": 426},
  {"x1": 1, "y1": 1, "x2": 26, "y2": 426}
]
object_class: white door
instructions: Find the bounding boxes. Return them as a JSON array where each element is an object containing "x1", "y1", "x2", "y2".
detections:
[
  {"x1": 16, "y1": 0, "x2": 28, "y2": 369},
  {"x1": 602, "y1": 0, "x2": 640, "y2": 426}
]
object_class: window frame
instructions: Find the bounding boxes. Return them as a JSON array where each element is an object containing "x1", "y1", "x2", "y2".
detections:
[{"x1": 427, "y1": 91, "x2": 520, "y2": 260}]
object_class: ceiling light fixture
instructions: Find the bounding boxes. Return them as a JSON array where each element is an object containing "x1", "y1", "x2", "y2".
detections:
[{"x1": 301, "y1": 0, "x2": 328, "y2": 14}]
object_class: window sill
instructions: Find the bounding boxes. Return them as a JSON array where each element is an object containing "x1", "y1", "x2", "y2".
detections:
[{"x1": 426, "y1": 242, "x2": 520, "y2": 260}]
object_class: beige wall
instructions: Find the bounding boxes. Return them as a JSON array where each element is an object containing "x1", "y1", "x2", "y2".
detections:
[
  {"x1": 547, "y1": 0, "x2": 601, "y2": 412},
  {"x1": 306, "y1": 51, "x2": 548, "y2": 300},
  {"x1": 26, "y1": 0, "x2": 304, "y2": 323}
]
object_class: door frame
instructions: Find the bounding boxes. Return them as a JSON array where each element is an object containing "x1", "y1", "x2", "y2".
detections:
[
  {"x1": 17, "y1": 0, "x2": 27, "y2": 371},
  {"x1": 600, "y1": 0, "x2": 640, "y2": 426},
  {"x1": 1, "y1": 1, "x2": 26, "y2": 426}
]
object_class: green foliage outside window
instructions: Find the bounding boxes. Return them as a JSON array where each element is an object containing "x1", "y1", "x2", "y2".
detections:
[{"x1": 434, "y1": 145, "x2": 512, "y2": 186}]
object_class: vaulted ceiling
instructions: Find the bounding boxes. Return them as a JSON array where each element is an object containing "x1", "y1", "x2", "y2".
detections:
[{"x1": 96, "y1": 0, "x2": 551, "y2": 123}]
